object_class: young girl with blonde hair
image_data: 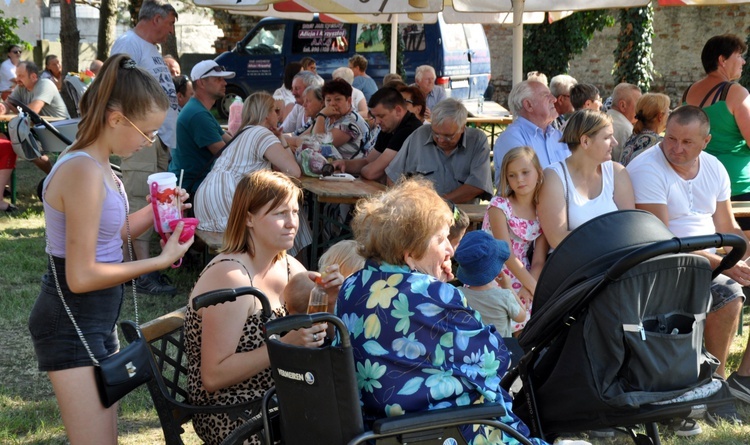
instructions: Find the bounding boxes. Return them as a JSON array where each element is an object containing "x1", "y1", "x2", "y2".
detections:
[{"x1": 482, "y1": 146, "x2": 548, "y2": 333}]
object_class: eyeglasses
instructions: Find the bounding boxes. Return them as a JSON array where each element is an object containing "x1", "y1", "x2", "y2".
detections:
[
  {"x1": 445, "y1": 200, "x2": 461, "y2": 223},
  {"x1": 404, "y1": 99, "x2": 414, "y2": 105},
  {"x1": 199, "y1": 65, "x2": 227, "y2": 79},
  {"x1": 431, "y1": 128, "x2": 462, "y2": 142},
  {"x1": 10, "y1": 50, "x2": 21, "y2": 55},
  {"x1": 122, "y1": 115, "x2": 158, "y2": 145}
]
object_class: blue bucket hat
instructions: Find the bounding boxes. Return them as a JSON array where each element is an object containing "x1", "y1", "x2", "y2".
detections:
[{"x1": 454, "y1": 230, "x2": 510, "y2": 287}]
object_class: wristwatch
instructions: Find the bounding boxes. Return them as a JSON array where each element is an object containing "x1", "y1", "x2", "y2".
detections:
[{"x1": 316, "y1": 112, "x2": 328, "y2": 119}]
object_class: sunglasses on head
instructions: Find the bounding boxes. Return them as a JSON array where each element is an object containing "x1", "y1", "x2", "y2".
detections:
[
  {"x1": 174, "y1": 75, "x2": 190, "y2": 92},
  {"x1": 199, "y1": 65, "x2": 227, "y2": 79}
]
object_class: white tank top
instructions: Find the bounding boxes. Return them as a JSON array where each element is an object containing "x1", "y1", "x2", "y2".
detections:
[{"x1": 549, "y1": 160, "x2": 618, "y2": 231}]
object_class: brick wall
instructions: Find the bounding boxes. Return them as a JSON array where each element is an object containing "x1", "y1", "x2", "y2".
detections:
[{"x1": 485, "y1": 5, "x2": 750, "y2": 108}]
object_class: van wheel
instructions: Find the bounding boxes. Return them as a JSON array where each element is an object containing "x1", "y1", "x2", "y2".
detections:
[{"x1": 218, "y1": 86, "x2": 247, "y2": 120}]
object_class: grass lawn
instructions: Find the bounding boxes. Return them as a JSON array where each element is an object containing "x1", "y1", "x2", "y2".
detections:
[
  {"x1": 2, "y1": 161, "x2": 750, "y2": 444},
  {"x1": 0, "y1": 161, "x2": 203, "y2": 444}
]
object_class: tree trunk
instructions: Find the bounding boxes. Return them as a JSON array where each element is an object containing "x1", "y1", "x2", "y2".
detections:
[
  {"x1": 97, "y1": 0, "x2": 118, "y2": 61},
  {"x1": 59, "y1": 0, "x2": 80, "y2": 74}
]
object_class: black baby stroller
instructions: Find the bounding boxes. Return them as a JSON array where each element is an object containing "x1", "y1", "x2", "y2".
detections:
[{"x1": 501, "y1": 210, "x2": 745, "y2": 444}]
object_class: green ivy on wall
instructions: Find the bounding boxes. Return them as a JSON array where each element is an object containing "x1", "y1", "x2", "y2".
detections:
[
  {"x1": 524, "y1": 11, "x2": 614, "y2": 77},
  {"x1": 739, "y1": 29, "x2": 750, "y2": 90},
  {"x1": 612, "y1": 5, "x2": 654, "y2": 91},
  {"x1": 381, "y1": 24, "x2": 405, "y2": 80}
]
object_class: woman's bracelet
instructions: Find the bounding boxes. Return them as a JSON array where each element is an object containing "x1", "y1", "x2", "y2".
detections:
[{"x1": 316, "y1": 112, "x2": 328, "y2": 119}]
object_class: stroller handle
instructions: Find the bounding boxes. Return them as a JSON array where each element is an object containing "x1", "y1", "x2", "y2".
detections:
[
  {"x1": 605, "y1": 233, "x2": 746, "y2": 282},
  {"x1": 265, "y1": 313, "x2": 352, "y2": 348},
  {"x1": 6, "y1": 97, "x2": 74, "y2": 146},
  {"x1": 191, "y1": 287, "x2": 272, "y2": 319}
]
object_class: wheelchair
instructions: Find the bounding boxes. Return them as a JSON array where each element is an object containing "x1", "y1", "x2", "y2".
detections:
[{"x1": 124, "y1": 286, "x2": 534, "y2": 445}]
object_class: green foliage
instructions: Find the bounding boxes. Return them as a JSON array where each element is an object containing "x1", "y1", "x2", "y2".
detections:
[
  {"x1": 613, "y1": 5, "x2": 654, "y2": 91},
  {"x1": 381, "y1": 25, "x2": 405, "y2": 80},
  {"x1": 524, "y1": 11, "x2": 614, "y2": 77},
  {"x1": 0, "y1": 10, "x2": 29, "y2": 53},
  {"x1": 739, "y1": 29, "x2": 750, "y2": 91}
]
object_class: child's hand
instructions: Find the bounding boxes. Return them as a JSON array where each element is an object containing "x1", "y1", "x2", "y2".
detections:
[
  {"x1": 518, "y1": 287, "x2": 533, "y2": 305},
  {"x1": 309, "y1": 265, "x2": 344, "y2": 310}
]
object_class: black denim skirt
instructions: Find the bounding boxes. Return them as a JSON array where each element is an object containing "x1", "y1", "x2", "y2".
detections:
[{"x1": 29, "y1": 256, "x2": 124, "y2": 372}]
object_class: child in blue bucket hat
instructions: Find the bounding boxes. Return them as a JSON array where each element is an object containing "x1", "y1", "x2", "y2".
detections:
[{"x1": 454, "y1": 230, "x2": 527, "y2": 337}]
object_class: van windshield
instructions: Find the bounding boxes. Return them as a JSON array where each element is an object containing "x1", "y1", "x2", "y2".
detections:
[{"x1": 244, "y1": 23, "x2": 285, "y2": 55}]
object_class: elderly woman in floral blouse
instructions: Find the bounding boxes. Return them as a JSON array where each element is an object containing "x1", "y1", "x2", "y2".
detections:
[{"x1": 336, "y1": 178, "x2": 549, "y2": 445}]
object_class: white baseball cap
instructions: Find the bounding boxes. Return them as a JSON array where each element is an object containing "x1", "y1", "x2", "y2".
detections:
[{"x1": 190, "y1": 60, "x2": 235, "y2": 81}]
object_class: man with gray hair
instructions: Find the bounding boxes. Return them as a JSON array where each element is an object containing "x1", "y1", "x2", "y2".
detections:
[
  {"x1": 608, "y1": 82, "x2": 642, "y2": 162},
  {"x1": 281, "y1": 70, "x2": 323, "y2": 133},
  {"x1": 414, "y1": 64, "x2": 446, "y2": 118},
  {"x1": 549, "y1": 74, "x2": 577, "y2": 130},
  {"x1": 493, "y1": 80, "x2": 570, "y2": 188},
  {"x1": 385, "y1": 98, "x2": 492, "y2": 204},
  {"x1": 110, "y1": 0, "x2": 179, "y2": 295}
]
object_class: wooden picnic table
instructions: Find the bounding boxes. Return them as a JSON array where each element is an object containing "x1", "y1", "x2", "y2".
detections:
[
  {"x1": 466, "y1": 115, "x2": 513, "y2": 147},
  {"x1": 456, "y1": 203, "x2": 486, "y2": 229},
  {"x1": 732, "y1": 201, "x2": 750, "y2": 219},
  {"x1": 299, "y1": 175, "x2": 385, "y2": 268},
  {"x1": 0, "y1": 113, "x2": 65, "y2": 123}
]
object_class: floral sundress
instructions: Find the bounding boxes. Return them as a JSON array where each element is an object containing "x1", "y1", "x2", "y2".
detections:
[{"x1": 481, "y1": 196, "x2": 542, "y2": 332}]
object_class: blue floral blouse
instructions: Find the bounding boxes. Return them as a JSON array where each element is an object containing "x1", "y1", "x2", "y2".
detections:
[{"x1": 336, "y1": 260, "x2": 548, "y2": 445}]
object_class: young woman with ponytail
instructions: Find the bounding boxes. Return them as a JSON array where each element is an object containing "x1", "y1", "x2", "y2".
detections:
[{"x1": 27, "y1": 54, "x2": 193, "y2": 444}]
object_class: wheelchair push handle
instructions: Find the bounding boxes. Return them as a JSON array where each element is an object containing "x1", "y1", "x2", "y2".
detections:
[
  {"x1": 191, "y1": 287, "x2": 272, "y2": 319},
  {"x1": 265, "y1": 313, "x2": 352, "y2": 348}
]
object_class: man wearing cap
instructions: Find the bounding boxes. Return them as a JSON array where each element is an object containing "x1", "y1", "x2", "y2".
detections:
[{"x1": 169, "y1": 60, "x2": 235, "y2": 196}]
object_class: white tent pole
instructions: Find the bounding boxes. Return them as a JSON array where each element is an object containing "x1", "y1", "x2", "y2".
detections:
[
  {"x1": 390, "y1": 15, "x2": 399, "y2": 74},
  {"x1": 512, "y1": 0, "x2": 524, "y2": 86}
]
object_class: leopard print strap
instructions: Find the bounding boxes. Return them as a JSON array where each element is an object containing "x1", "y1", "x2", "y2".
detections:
[{"x1": 199, "y1": 258, "x2": 254, "y2": 286}]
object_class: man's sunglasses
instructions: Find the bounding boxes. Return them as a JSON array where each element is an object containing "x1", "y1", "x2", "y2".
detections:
[{"x1": 199, "y1": 65, "x2": 227, "y2": 79}]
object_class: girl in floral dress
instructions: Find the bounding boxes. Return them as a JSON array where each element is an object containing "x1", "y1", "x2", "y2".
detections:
[{"x1": 482, "y1": 146, "x2": 548, "y2": 333}]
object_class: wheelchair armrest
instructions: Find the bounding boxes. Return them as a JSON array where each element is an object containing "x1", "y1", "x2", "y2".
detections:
[{"x1": 372, "y1": 403, "x2": 506, "y2": 435}]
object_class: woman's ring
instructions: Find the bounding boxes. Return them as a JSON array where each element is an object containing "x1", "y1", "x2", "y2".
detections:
[{"x1": 313, "y1": 333, "x2": 319, "y2": 341}]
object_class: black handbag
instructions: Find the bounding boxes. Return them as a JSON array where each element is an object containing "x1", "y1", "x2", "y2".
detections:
[
  {"x1": 47, "y1": 172, "x2": 152, "y2": 408},
  {"x1": 93, "y1": 336, "x2": 152, "y2": 408}
]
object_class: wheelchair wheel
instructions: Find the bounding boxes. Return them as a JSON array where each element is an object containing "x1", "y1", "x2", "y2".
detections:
[{"x1": 220, "y1": 416, "x2": 267, "y2": 445}]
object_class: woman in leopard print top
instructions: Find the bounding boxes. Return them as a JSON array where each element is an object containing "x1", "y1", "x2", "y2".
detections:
[{"x1": 185, "y1": 171, "x2": 342, "y2": 444}]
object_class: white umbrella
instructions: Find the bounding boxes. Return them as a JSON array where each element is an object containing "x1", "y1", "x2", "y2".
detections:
[{"x1": 194, "y1": 0, "x2": 651, "y2": 84}]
